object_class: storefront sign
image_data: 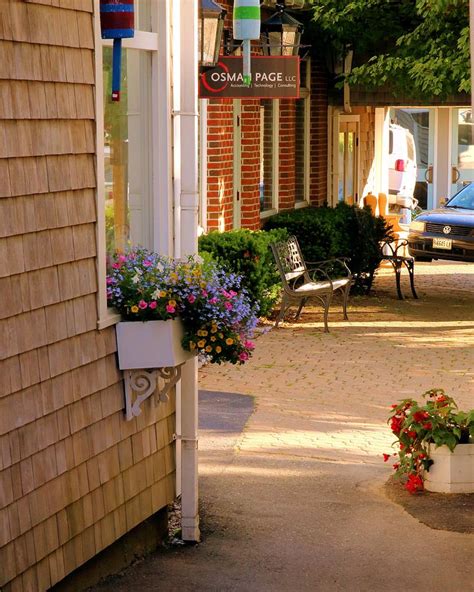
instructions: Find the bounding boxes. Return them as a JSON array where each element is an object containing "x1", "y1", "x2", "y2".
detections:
[{"x1": 199, "y1": 56, "x2": 299, "y2": 99}]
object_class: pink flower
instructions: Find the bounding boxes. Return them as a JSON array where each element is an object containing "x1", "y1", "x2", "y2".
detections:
[
  {"x1": 143, "y1": 260, "x2": 152, "y2": 267},
  {"x1": 138, "y1": 300, "x2": 148, "y2": 309},
  {"x1": 224, "y1": 301, "x2": 233, "y2": 310},
  {"x1": 238, "y1": 352, "x2": 249, "y2": 362},
  {"x1": 229, "y1": 290, "x2": 237, "y2": 297},
  {"x1": 166, "y1": 305, "x2": 176, "y2": 313},
  {"x1": 118, "y1": 255, "x2": 127, "y2": 263},
  {"x1": 244, "y1": 340, "x2": 255, "y2": 350},
  {"x1": 112, "y1": 262, "x2": 121, "y2": 269},
  {"x1": 202, "y1": 290, "x2": 208, "y2": 297},
  {"x1": 106, "y1": 277, "x2": 114, "y2": 285},
  {"x1": 209, "y1": 297, "x2": 218, "y2": 305},
  {"x1": 188, "y1": 294, "x2": 196, "y2": 304},
  {"x1": 149, "y1": 301, "x2": 157, "y2": 310}
]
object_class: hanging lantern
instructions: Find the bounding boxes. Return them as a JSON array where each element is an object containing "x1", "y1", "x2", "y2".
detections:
[
  {"x1": 233, "y1": 0, "x2": 261, "y2": 86},
  {"x1": 100, "y1": 0, "x2": 135, "y2": 102},
  {"x1": 199, "y1": 0, "x2": 227, "y2": 69},
  {"x1": 261, "y1": 1, "x2": 303, "y2": 57}
]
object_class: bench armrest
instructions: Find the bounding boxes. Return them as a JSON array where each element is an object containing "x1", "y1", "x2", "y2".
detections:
[
  {"x1": 380, "y1": 239, "x2": 409, "y2": 258},
  {"x1": 306, "y1": 257, "x2": 352, "y2": 278}
]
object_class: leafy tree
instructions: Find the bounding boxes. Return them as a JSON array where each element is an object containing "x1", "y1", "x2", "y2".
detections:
[{"x1": 311, "y1": 0, "x2": 470, "y2": 100}]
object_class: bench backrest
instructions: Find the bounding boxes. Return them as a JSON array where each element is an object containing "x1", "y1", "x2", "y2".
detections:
[{"x1": 271, "y1": 236, "x2": 310, "y2": 288}]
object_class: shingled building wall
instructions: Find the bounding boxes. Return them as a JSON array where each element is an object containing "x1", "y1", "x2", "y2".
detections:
[{"x1": 0, "y1": 2, "x2": 175, "y2": 589}]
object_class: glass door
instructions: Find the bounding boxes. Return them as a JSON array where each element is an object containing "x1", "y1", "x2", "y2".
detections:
[
  {"x1": 337, "y1": 117, "x2": 359, "y2": 204},
  {"x1": 389, "y1": 108, "x2": 434, "y2": 210},
  {"x1": 451, "y1": 108, "x2": 474, "y2": 196}
]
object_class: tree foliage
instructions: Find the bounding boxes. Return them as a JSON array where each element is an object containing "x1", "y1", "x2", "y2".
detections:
[{"x1": 311, "y1": 0, "x2": 470, "y2": 100}]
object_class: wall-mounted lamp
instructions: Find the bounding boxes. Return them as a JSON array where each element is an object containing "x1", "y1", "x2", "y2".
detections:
[
  {"x1": 260, "y1": 1, "x2": 304, "y2": 57},
  {"x1": 199, "y1": 0, "x2": 226, "y2": 69}
]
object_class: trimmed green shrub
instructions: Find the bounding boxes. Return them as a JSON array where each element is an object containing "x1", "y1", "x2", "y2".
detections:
[
  {"x1": 264, "y1": 203, "x2": 392, "y2": 292},
  {"x1": 198, "y1": 228, "x2": 289, "y2": 316}
]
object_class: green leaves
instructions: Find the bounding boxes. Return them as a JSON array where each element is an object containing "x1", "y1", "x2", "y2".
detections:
[
  {"x1": 388, "y1": 389, "x2": 473, "y2": 490},
  {"x1": 311, "y1": 0, "x2": 470, "y2": 100}
]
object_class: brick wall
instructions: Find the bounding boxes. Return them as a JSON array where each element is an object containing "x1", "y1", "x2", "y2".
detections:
[
  {"x1": 240, "y1": 100, "x2": 261, "y2": 229},
  {"x1": 0, "y1": 2, "x2": 175, "y2": 589},
  {"x1": 206, "y1": 100, "x2": 234, "y2": 231},
  {"x1": 204, "y1": 3, "x2": 331, "y2": 229},
  {"x1": 309, "y1": 56, "x2": 328, "y2": 206}
]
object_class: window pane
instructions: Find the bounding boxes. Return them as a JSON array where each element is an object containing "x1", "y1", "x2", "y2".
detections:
[
  {"x1": 260, "y1": 100, "x2": 275, "y2": 212},
  {"x1": 295, "y1": 99, "x2": 306, "y2": 202},
  {"x1": 136, "y1": 0, "x2": 153, "y2": 32},
  {"x1": 338, "y1": 132, "x2": 345, "y2": 201},
  {"x1": 103, "y1": 47, "x2": 152, "y2": 259}
]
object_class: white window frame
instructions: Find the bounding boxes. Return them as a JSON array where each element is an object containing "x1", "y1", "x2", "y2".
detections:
[
  {"x1": 94, "y1": 1, "x2": 162, "y2": 330},
  {"x1": 295, "y1": 57, "x2": 311, "y2": 208},
  {"x1": 260, "y1": 99, "x2": 280, "y2": 220}
]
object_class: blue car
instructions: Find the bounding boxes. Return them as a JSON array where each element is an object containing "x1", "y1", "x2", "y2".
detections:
[{"x1": 408, "y1": 183, "x2": 474, "y2": 262}]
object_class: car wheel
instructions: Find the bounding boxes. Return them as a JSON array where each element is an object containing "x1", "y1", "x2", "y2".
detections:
[{"x1": 414, "y1": 256, "x2": 432, "y2": 262}]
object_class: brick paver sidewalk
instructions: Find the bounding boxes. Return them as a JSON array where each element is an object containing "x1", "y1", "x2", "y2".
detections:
[{"x1": 94, "y1": 261, "x2": 474, "y2": 592}]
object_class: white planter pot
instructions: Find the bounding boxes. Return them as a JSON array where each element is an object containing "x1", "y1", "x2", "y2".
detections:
[
  {"x1": 116, "y1": 319, "x2": 193, "y2": 369},
  {"x1": 424, "y1": 443, "x2": 474, "y2": 493}
]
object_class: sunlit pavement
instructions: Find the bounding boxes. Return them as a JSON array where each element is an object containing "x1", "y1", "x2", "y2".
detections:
[{"x1": 94, "y1": 261, "x2": 474, "y2": 592}]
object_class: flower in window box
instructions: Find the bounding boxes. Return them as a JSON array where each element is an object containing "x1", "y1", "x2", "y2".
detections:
[{"x1": 107, "y1": 248, "x2": 258, "y2": 365}]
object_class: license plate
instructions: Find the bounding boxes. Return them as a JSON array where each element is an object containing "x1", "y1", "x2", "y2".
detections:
[{"x1": 433, "y1": 237, "x2": 452, "y2": 250}]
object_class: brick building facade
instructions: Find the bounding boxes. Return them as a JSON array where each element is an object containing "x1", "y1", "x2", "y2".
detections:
[{"x1": 203, "y1": 0, "x2": 329, "y2": 232}]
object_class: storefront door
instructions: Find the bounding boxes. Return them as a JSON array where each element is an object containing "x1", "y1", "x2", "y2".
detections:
[{"x1": 336, "y1": 115, "x2": 359, "y2": 205}]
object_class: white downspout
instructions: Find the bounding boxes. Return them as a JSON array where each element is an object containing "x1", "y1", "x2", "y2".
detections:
[{"x1": 172, "y1": 0, "x2": 200, "y2": 542}]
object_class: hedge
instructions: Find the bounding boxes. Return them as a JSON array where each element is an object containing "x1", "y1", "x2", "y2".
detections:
[
  {"x1": 198, "y1": 228, "x2": 289, "y2": 316},
  {"x1": 264, "y1": 203, "x2": 392, "y2": 292}
]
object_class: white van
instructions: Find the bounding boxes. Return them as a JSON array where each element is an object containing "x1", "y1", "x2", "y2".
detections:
[{"x1": 388, "y1": 123, "x2": 417, "y2": 199}]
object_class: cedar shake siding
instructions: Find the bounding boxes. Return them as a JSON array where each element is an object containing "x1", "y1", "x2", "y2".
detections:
[{"x1": 0, "y1": 2, "x2": 175, "y2": 590}]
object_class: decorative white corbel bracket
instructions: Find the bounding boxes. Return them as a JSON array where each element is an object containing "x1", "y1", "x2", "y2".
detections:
[{"x1": 123, "y1": 366, "x2": 182, "y2": 421}]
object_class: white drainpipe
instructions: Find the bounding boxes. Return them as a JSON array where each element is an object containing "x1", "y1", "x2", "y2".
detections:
[{"x1": 172, "y1": 0, "x2": 200, "y2": 542}]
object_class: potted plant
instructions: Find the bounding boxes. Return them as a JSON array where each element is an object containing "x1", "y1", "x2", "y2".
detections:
[
  {"x1": 384, "y1": 389, "x2": 474, "y2": 494},
  {"x1": 107, "y1": 248, "x2": 258, "y2": 369}
]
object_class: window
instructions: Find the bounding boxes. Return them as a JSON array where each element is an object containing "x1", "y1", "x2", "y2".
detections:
[
  {"x1": 260, "y1": 99, "x2": 279, "y2": 215},
  {"x1": 295, "y1": 59, "x2": 310, "y2": 205},
  {"x1": 103, "y1": 48, "x2": 152, "y2": 258},
  {"x1": 94, "y1": 0, "x2": 160, "y2": 329}
]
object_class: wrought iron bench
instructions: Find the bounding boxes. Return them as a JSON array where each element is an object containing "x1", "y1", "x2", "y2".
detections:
[
  {"x1": 379, "y1": 238, "x2": 418, "y2": 300},
  {"x1": 270, "y1": 236, "x2": 353, "y2": 332}
]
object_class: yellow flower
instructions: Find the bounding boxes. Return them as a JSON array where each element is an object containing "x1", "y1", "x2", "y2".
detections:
[
  {"x1": 205, "y1": 345, "x2": 212, "y2": 353},
  {"x1": 168, "y1": 299, "x2": 177, "y2": 307},
  {"x1": 189, "y1": 341, "x2": 196, "y2": 350},
  {"x1": 210, "y1": 336, "x2": 216, "y2": 342},
  {"x1": 170, "y1": 273, "x2": 178, "y2": 282},
  {"x1": 215, "y1": 346, "x2": 222, "y2": 353},
  {"x1": 159, "y1": 290, "x2": 167, "y2": 298},
  {"x1": 210, "y1": 326, "x2": 217, "y2": 334},
  {"x1": 226, "y1": 338, "x2": 234, "y2": 346},
  {"x1": 201, "y1": 330, "x2": 208, "y2": 337},
  {"x1": 197, "y1": 340, "x2": 206, "y2": 348},
  {"x1": 130, "y1": 306, "x2": 139, "y2": 313},
  {"x1": 197, "y1": 330, "x2": 203, "y2": 337}
]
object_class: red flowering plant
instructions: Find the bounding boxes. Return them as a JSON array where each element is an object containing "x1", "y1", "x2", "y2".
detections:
[{"x1": 385, "y1": 389, "x2": 474, "y2": 494}]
